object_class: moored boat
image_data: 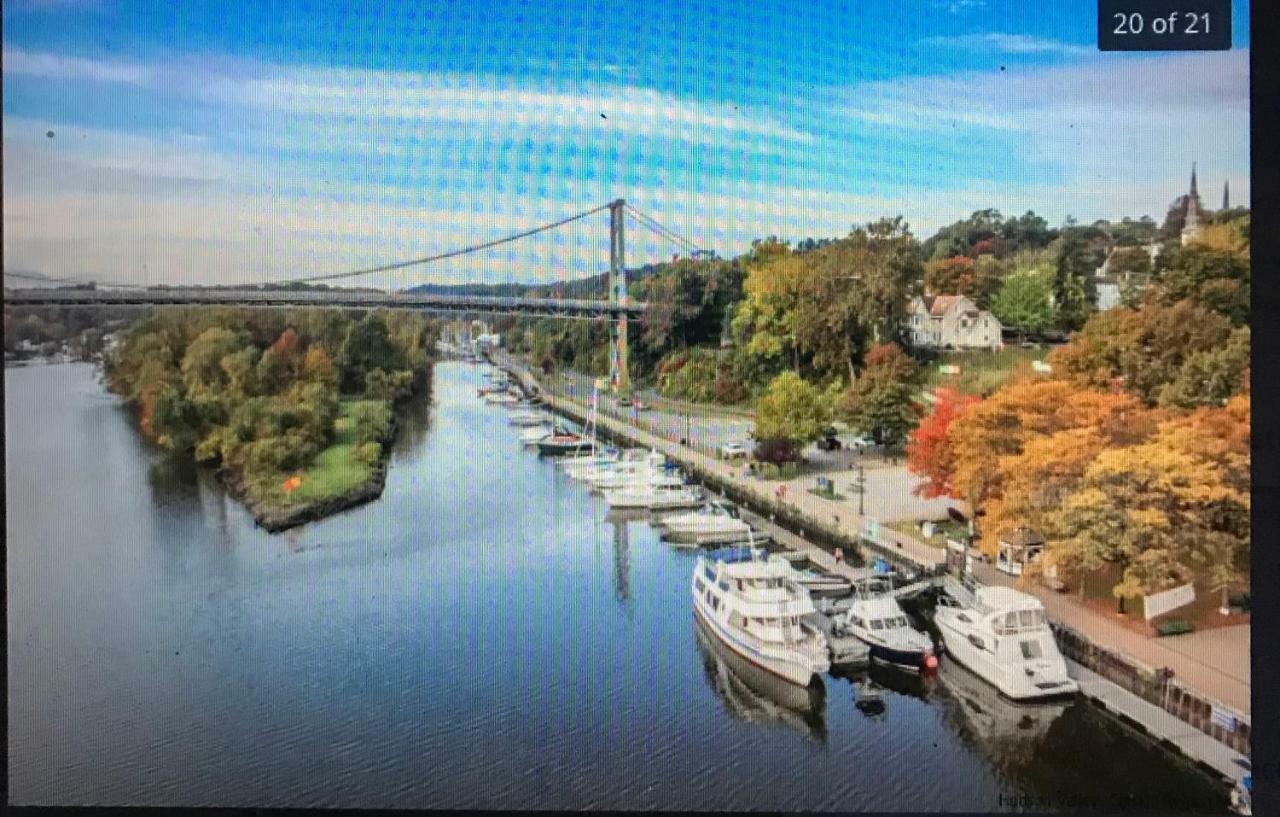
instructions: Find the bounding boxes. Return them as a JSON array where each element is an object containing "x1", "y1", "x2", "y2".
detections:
[
  {"x1": 691, "y1": 546, "x2": 830, "y2": 687},
  {"x1": 603, "y1": 480, "x2": 702, "y2": 510},
  {"x1": 840, "y1": 576, "x2": 937, "y2": 672},
  {"x1": 933, "y1": 582, "x2": 1078, "y2": 701},
  {"x1": 655, "y1": 500, "x2": 753, "y2": 544}
]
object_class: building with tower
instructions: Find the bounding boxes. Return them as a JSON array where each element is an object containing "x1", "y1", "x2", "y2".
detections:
[{"x1": 1181, "y1": 163, "x2": 1205, "y2": 247}]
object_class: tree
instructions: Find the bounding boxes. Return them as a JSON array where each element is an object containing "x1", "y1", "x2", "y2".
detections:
[
  {"x1": 989, "y1": 267, "x2": 1056, "y2": 339},
  {"x1": 301, "y1": 344, "x2": 338, "y2": 390},
  {"x1": 924, "y1": 256, "x2": 975, "y2": 295},
  {"x1": 1158, "y1": 326, "x2": 1250, "y2": 409},
  {"x1": 730, "y1": 239, "x2": 807, "y2": 382},
  {"x1": 1048, "y1": 300, "x2": 1236, "y2": 406},
  {"x1": 180, "y1": 327, "x2": 245, "y2": 398},
  {"x1": 753, "y1": 371, "x2": 829, "y2": 450},
  {"x1": 792, "y1": 217, "x2": 923, "y2": 383},
  {"x1": 906, "y1": 387, "x2": 981, "y2": 499},
  {"x1": 837, "y1": 343, "x2": 921, "y2": 448},
  {"x1": 1051, "y1": 229, "x2": 1103, "y2": 331},
  {"x1": 1157, "y1": 244, "x2": 1250, "y2": 325},
  {"x1": 352, "y1": 401, "x2": 394, "y2": 445},
  {"x1": 340, "y1": 314, "x2": 401, "y2": 393}
]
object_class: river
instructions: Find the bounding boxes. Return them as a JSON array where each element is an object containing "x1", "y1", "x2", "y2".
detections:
[{"x1": 7, "y1": 360, "x2": 1228, "y2": 811}]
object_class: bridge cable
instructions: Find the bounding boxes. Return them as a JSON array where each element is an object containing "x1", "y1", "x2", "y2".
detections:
[
  {"x1": 623, "y1": 203, "x2": 703, "y2": 255},
  {"x1": 271, "y1": 201, "x2": 614, "y2": 287}
]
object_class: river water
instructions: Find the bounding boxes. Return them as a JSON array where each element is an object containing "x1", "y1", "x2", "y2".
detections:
[{"x1": 7, "y1": 360, "x2": 1228, "y2": 811}]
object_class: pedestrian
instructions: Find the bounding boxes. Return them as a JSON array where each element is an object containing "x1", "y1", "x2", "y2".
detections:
[{"x1": 834, "y1": 548, "x2": 844, "y2": 565}]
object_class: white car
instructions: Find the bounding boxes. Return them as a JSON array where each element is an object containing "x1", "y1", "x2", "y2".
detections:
[
  {"x1": 849, "y1": 434, "x2": 876, "y2": 451},
  {"x1": 719, "y1": 442, "x2": 750, "y2": 460}
]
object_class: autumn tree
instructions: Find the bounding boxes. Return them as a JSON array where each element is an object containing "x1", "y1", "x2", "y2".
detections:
[
  {"x1": 906, "y1": 387, "x2": 981, "y2": 499},
  {"x1": 1048, "y1": 300, "x2": 1237, "y2": 406}
]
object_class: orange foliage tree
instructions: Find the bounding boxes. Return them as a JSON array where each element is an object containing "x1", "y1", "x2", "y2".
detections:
[{"x1": 906, "y1": 387, "x2": 980, "y2": 499}]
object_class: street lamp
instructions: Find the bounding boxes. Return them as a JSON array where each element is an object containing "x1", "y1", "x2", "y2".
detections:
[{"x1": 851, "y1": 464, "x2": 866, "y2": 516}]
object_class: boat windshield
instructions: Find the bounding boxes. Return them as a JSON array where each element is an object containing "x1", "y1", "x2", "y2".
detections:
[{"x1": 993, "y1": 608, "x2": 1047, "y2": 634}]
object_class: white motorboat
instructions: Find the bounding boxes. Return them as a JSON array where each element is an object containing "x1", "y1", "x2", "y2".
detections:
[
  {"x1": 576, "y1": 450, "x2": 667, "y2": 485},
  {"x1": 692, "y1": 546, "x2": 830, "y2": 687},
  {"x1": 840, "y1": 576, "x2": 937, "y2": 672},
  {"x1": 655, "y1": 501, "x2": 753, "y2": 545},
  {"x1": 518, "y1": 425, "x2": 554, "y2": 445},
  {"x1": 586, "y1": 463, "x2": 682, "y2": 491},
  {"x1": 560, "y1": 449, "x2": 621, "y2": 476},
  {"x1": 933, "y1": 581, "x2": 1078, "y2": 700},
  {"x1": 603, "y1": 480, "x2": 702, "y2": 510}
]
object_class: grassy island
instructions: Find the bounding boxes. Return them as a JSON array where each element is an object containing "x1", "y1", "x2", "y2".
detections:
[{"x1": 105, "y1": 307, "x2": 436, "y2": 531}]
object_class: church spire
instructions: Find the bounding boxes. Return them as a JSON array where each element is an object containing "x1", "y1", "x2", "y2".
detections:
[
  {"x1": 1223, "y1": 179, "x2": 1230, "y2": 211},
  {"x1": 1190, "y1": 162, "x2": 1198, "y2": 197}
]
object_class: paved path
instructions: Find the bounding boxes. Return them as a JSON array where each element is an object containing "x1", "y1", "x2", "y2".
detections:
[{"x1": 975, "y1": 563, "x2": 1250, "y2": 715}]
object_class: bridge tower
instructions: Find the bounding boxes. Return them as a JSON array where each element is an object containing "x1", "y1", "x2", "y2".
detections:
[{"x1": 608, "y1": 198, "x2": 631, "y2": 395}]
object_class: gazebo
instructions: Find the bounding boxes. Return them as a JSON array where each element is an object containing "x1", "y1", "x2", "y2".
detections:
[{"x1": 995, "y1": 526, "x2": 1045, "y2": 576}]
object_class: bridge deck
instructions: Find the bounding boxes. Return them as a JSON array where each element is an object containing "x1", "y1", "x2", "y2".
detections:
[{"x1": 3, "y1": 287, "x2": 646, "y2": 319}]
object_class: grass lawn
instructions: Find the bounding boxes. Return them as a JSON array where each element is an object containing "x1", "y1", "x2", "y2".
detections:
[
  {"x1": 250, "y1": 399, "x2": 387, "y2": 508},
  {"x1": 886, "y1": 518, "x2": 969, "y2": 549},
  {"x1": 923, "y1": 346, "x2": 1053, "y2": 396},
  {"x1": 808, "y1": 487, "x2": 848, "y2": 502}
]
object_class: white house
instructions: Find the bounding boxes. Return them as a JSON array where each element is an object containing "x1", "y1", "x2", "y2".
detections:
[{"x1": 907, "y1": 294, "x2": 1003, "y2": 351}]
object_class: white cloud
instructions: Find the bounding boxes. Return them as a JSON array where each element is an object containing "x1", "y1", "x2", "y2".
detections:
[{"x1": 917, "y1": 33, "x2": 1091, "y2": 56}]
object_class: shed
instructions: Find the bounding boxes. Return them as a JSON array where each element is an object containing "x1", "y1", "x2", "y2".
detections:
[{"x1": 995, "y1": 526, "x2": 1045, "y2": 576}]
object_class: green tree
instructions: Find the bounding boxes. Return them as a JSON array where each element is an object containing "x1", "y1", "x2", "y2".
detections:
[
  {"x1": 837, "y1": 343, "x2": 921, "y2": 448},
  {"x1": 753, "y1": 371, "x2": 829, "y2": 449},
  {"x1": 352, "y1": 401, "x2": 394, "y2": 445},
  {"x1": 340, "y1": 314, "x2": 402, "y2": 392},
  {"x1": 990, "y1": 267, "x2": 1057, "y2": 339},
  {"x1": 1158, "y1": 326, "x2": 1250, "y2": 409},
  {"x1": 180, "y1": 327, "x2": 245, "y2": 398}
]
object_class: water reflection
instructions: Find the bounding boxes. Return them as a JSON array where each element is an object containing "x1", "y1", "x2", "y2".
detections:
[
  {"x1": 935, "y1": 659, "x2": 1065, "y2": 752},
  {"x1": 610, "y1": 514, "x2": 631, "y2": 603},
  {"x1": 692, "y1": 615, "x2": 827, "y2": 743},
  {"x1": 832, "y1": 662, "x2": 936, "y2": 718}
]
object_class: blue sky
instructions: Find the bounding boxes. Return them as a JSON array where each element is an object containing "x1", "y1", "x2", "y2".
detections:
[{"x1": 3, "y1": 0, "x2": 1251, "y2": 287}]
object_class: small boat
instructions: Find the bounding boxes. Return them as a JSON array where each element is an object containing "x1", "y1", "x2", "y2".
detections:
[
  {"x1": 603, "y1": 480, "x2": 703, "y2": 510},
  {"x1": 560, "y1": 449, "x2": 622, "y2": 475},
  {"x1": 785, "y1": 564, "x2": 854, "y2": 599},
  {"x1": 933, "y1": 580, "x2": 1078, "y2": 701},
  {"x1": 537, "y1": 431, "x2": 595, "y2": 456},
  {"x1": 518, "y1": 425, "x2": 554, "y2": 445},
  {"x1": 692, "y1": 545, "x2": 830, "y2": 687},
  {"x1": 486, "y1": 391, "x2": 519, "y2": 406},
  {"x1": 508, "y1": 408, "x2": 549, "y2": 427},
  {"x1": 840, "y1": 576, "x2": 937, "y2": 672},
  {"x1": 655, "y1": 500, "x2": 753, "y2": 545},
  {"x1": 587, "y1": 463, "x2": 683, "y2": 491}
]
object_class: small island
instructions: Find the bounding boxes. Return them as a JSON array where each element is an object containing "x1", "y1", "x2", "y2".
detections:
[{"x1": 104, "y1": 306, "x2": 437, "y2": 531}]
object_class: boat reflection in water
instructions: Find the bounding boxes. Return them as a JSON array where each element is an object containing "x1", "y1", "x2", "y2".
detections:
[
  {"x1": 936, "y1": 657, "x2": 1066, "y2": 754},
  {"x1": 831, "y1": 661, "x2": 936, "y2": 718},
  {"x1": 692, "y1": 615, "x2": 827, "y2": 744}
]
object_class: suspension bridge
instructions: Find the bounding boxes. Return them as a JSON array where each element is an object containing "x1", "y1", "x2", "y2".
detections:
[{"x1": 4, "y1": 199, "x2": 705, "y2": 392}]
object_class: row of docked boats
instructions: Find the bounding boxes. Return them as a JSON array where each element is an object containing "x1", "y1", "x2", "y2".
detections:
[{"x1": 479, "y1": 363, "x2": 1079, "y2": 705}]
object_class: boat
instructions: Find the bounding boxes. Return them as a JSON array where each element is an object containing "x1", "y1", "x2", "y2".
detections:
[
  {"x1": 692, "y1": 545, "x2": 830, "y2": 687},
  {"x1": 507, "y1": 408, "x2": 550, "y2": 427},
  {"x1": 603, "y1": 480, "x2": 702, "y2": 510},
  {"x1": 782, "y1": 561, "x2": 854, "y2": 599},
  {"x1": 654, "y1": 500, "x2": 753, "y2": 545},
  {"x1": 839, "y1": 576, "x2": 938, "y2": 672},
  {"x1": 692, "y1": 611, "x2": 827, "y2": 742},
  {"x1": 587, "y1": 463, "x2": 683, "y2": 491},
  {"x1": 933, "y1": 580, "x2": 1078, "y2": 701},
  {"x1": 560, "y1": 450, "x2": 622, "y2": 477},
  {"x1": 536, "y1": 430, "x2": 595, "y2": 455},
  {"x1": 577, "y1": 450, "x2": 667, "y2": 484},
  {"x1": 485, "y1": 390, "x2": 519, "y2": 405},
  {"x1": 518, "y1": 425, "x2": 554, "y2": 445}
]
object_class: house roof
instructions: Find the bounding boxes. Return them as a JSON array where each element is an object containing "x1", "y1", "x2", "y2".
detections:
[{"x1": 920, "y1": 294, "x2": 963, "y2": 317}]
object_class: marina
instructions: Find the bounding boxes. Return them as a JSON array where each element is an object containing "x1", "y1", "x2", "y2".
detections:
[{"x1": 5, "y1": 359, "x2": 1237, "y2": 811}]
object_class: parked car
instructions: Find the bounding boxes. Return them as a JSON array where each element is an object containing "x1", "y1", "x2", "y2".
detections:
[
  {"x1": 849, "y1": 434, "x2": 876, "y2": 451},
  {"x1": 719, "y1": 441, "x2": 750, "y2": 460}
]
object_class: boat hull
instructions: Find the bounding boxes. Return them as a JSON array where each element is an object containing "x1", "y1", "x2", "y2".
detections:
[
  {"x1": 537, "y1": 439, "x2": 594, "y2": 455},
  {"x1": 863, "y1": 641, "x2": 930, "y2": 672},
  {"x1": 692, "y1": 600, "x2": 822, "y2": 688},
  {"x1": 934, "y1": 610, "x2": 1079, "y2": 702}
]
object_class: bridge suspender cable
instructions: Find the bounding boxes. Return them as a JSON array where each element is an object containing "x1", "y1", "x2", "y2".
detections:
[
  {"x1": 623, "y1": 203, "x2": 702, "y2": 255},
  {"x1": 275, "y1": 201, "x2": 615, "y2": 287}
]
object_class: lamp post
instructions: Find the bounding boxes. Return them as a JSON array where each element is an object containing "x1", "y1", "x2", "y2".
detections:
[{"x1": 852, "y1": 464, "x2": 866, "y2": 516}]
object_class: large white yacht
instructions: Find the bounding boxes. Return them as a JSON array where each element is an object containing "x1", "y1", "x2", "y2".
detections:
[
  {"x1": 933, "y1": 582, "x2": 1078, "y2": 700},
  {"x1": 585, "y1": 459, "x2": 681, "y2": 491},
  {"x1": 603, "y1": 480, "x2": 702, "y2": 510},
  {"x1": 692, "y1": 546, "x2": 830, "y2": 687},
  {"x1": 654, "y1": 500, "x2": 752, "y2": 544},
  {"x1": 840, "y1": 577, "x2": 937, "y2": 672}
]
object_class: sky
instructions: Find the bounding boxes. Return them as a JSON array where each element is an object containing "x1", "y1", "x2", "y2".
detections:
[{"x1": 2, "y1": 0, "x2": 1252, "y2": 288}]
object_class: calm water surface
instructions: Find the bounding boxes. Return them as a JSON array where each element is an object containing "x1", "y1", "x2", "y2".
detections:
[{"x1": 7, "y1": 361, "x2": 1228, "y2": 811}]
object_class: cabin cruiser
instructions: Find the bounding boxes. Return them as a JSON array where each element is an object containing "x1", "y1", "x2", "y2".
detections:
[
  {"x1": 558, "y1": 448, "x2": 621, "y2": 475},
  {"x1": 603, "y1": 480, "x2": 702, "y2": 510},
  {"x1": 840, "y1": 577, "x2": 937, "y2": 672},
  {"x1": 934, "y1": 583, "x2": 1078, "y2": 701},
  {"x1": 654, "y1": 500, "x2": 753, "y2": 545},
  {"x1": 508, "y1": 408, "x2": 549, "y2": 427},
  {"x1": 692, "y1": 545, "x2": 830, "y2": 687},
  {"x1": 574, "y1": 450, "x2": 666, "y2": 483}
]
